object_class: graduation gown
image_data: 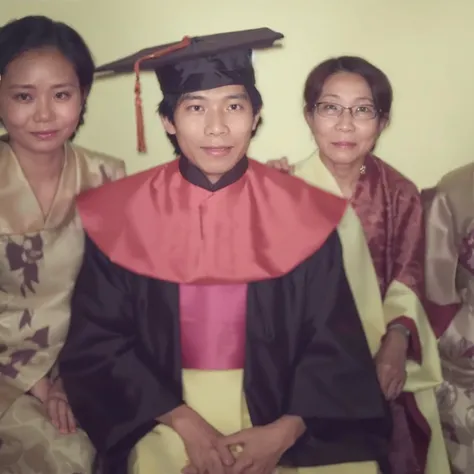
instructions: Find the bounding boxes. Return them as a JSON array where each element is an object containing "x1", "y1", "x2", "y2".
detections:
[{"x1": 59, "y1": 156, "x2": 392, "y2": 474}]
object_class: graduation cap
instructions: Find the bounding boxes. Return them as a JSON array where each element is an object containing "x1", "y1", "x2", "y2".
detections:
[{"x1": 95, "y1": 28, "x2": 284, "y2": 152}]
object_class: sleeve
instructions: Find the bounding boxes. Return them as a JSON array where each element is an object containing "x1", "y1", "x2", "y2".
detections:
[
  {"x1": 287, "y1": 230, "x2": 391, "y2": 454},
  {"x1": 58, "y1": 234, "x2": 183, "y2": 456},
  {"x1": 112, "y1": 159, "x2": 127, "y2": 180},
  {"x1": 424, "y1": 189, "x2": 462, "y2": 337},
  {"x1": 382, "y1": 188, "x2": 429, "y2": 362},
  {"x1": 105, "y1": 158, "x2": 127, "y2": 181}
]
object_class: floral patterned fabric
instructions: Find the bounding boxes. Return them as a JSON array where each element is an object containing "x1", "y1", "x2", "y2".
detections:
[
  {"x1": 0, "y1": 138, "x2": 125, "y2": 473},
  {"x1": 424, "y1": 162, "x2": 474, "y2": 473}
]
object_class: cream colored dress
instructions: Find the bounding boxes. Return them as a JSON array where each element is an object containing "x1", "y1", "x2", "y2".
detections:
[
  {"x1": 425, "y1": 163, "x2": 474, "y2": 474},
  {"x1": 0, "y1": 139, "x2": 125, "y2": 474}
]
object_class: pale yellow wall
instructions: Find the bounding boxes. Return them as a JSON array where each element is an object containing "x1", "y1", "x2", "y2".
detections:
[{"x1": 1, "y1": 0, "x2": 473, "y2": 187}]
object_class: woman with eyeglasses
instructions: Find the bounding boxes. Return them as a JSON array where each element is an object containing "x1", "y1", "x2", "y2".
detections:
[{"x1": 267, "y1": 56, "x2": 448, "y2": 474}]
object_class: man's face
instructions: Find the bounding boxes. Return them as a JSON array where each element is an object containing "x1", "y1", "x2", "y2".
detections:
[{"x1": 162, "y1": 84, "x2": 260, "y2": 183}]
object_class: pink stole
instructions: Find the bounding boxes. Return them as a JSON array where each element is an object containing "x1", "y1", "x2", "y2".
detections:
[{"x1": 179, "y1": 284, "x2": 247, "y2": 370}]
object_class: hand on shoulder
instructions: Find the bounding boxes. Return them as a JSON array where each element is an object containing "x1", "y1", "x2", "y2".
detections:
[{"x1": 266, "y1": 157, "x2": 295, "y2": 175}]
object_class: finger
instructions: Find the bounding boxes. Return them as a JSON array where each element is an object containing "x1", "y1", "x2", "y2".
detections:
[
  {"x1": 278, "y1": 158, "x2": 290, "y2": 171},
  {"x1": 223, "y1": 430, "x2": 246, "y2": 447},
  {"x1": 266, "y1": 160, "x2": 280, "y2": 169},
  {"x1": 66, "y1": 406, "x2": 77, "y2": 433},
  {"x1": 393, "y1": 384, "x2": 403, "y2": 400},
  {"x1": 231, "y1": 454, "x2": 253, "y2": 474},
  {"x1": 382, "y1": 379, "x2": 394, "y2": 400},
  {"x1": 209, "y1": 448, "x2": 225, "y2": 474},
  {"x1": 47, "y1": 399, "x2": 60, "y2": 429},
  {"x1": 57, "y1": 400, "x2": 70, "y2": 433},
  {"x1": 216, "y1": 440, "x2": 235, "y2": 467},
  {"x1": 392, "y1": 378, "x2": 405, "y2": 400},
  {"x1": 181, "y1": 465, "x2": 198, "y2": 474},
  {"x1": 289, "y1": 165, "x2": 296, "y2": 175},
  {"x1": 378, "y1": 364, "x2": 395, "y2": 388},
  {"x1": 385, "y1": 375, "x2": 402, "y2": 400},
  {"x1": 376, "y1": 366, "x2": 390, "y2": 398}
]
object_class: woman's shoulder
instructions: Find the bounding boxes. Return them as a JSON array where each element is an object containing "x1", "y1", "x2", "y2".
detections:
[
  {"x1": 71, "y1": 143, "x2": 125, "y2": 168},
  {"x1": 370, "y1": 155, "x2": 419, "y2": 198},
  {"x1": 438, "y1": 162, "x2": 474, "y2": 192},
  {"x1": 426, "y1": 163, "x2": 474, "y2": 214},
  {"x1": 70, "y1": 143, "x2": 127, "y2": 181}
]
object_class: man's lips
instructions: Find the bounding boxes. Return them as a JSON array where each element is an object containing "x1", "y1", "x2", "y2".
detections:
[{"x1": 201, "y1": 146, "x2": 233, "y2": 157}]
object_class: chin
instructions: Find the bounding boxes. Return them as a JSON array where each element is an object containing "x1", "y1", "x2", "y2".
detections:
[
  {"x1": 197, "y1": 155, "x2": 240, "y2": 174},
  {"x1": 29, "y1": 141, "x2": 65, "y2": 154},
  {"x1": 329, "y1": 151, "x2": 361, "y2": 165},
  {"x1": 28, "y1": 135, "x2": 69, "y2": 153},
  {"x1": 201, "y1": 164, "x2": 234, "y2": 178}
]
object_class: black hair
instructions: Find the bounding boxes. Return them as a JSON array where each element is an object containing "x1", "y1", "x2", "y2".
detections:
[
  {"x1": 157, "y1": 85, "x2": 263, "y2": 156},
  {"x1": 0, "y1": 15, "x2": 95, "y2": 139},
  {"x1": 304, "y1": 55, "x2": 393, "y2": 120}
]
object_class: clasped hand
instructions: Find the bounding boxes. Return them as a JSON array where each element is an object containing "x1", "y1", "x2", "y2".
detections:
[{"x1": 173, "y1": 409, "x2": 304, "y2": 474}]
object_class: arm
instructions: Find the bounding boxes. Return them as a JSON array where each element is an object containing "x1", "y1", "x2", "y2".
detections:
[
  {"x1": 58, "y1": 234, "x2": 183, "y2": 456},
  {"x1": 424, "y1": 189, "x2": 462, "y2": 337},
  {"x1": 382, "y1": 188, "x2": 433, "y2": 363},
  {"x1": 369, "y1": 188, "x2": 444, "y2": 398},
  {"x1": 286, "y1": 230, "x2": 391, "y2": 453},
  {"x1": 28, "y1": 376, "x2": 51, "y2": 403}
]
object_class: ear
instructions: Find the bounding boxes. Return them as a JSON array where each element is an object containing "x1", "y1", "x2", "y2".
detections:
[
  {"x1": 161, "y1": 116, "x2": 177, "y2": 135},
  {"x1": 377, "y1": 116, "x2": 389, "y2": 134},
  {"x1": 251, "y1": 110, "x2": 261, "y2": 131},
  {"x1": 304, "y1": 107, "x2": 314, "y2": 128},
  {"x1": 81, "y1": 87, "x2": 90, "y2": 103}
]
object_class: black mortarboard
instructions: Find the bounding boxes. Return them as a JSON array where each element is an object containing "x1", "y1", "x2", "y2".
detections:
[{"x1": 95, "y1": 28, "x2": 284, "y2": 152}]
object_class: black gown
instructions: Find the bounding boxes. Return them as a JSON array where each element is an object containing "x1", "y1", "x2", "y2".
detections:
[{"x1": 59, "y1": 157, "x2": 392, "y2": 474}]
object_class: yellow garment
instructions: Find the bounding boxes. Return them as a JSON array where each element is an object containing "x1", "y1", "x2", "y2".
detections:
[
  {"x1": 129, "y1": 371, "x2": 377, "y2": 474},
  {"x1": 0, "y1": 139, "x2": 125, "y2": 474},
  {"x1": 295, "y1": 153, "x2": 448, "y2": 474}
]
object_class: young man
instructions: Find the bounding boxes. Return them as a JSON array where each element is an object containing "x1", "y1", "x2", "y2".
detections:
[{"x1": 59, "y1": 28, "x2": 391, "y2": 474}]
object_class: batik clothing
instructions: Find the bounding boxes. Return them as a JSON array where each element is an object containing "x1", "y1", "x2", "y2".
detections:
[
  {"x1": 424, "y1": 163, "x2": 474, "y2": 474},
  {"x1": 295, "y1": 152, "x2": 449, "y2": 474},
  {"x1": 0, "y1": 139, "x2": 125, "y2": 474}
]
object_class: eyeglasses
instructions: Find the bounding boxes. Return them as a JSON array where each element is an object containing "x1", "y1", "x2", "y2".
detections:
[{"x1": 314, "y1": 102, "x2": 379, "y2": 120}]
